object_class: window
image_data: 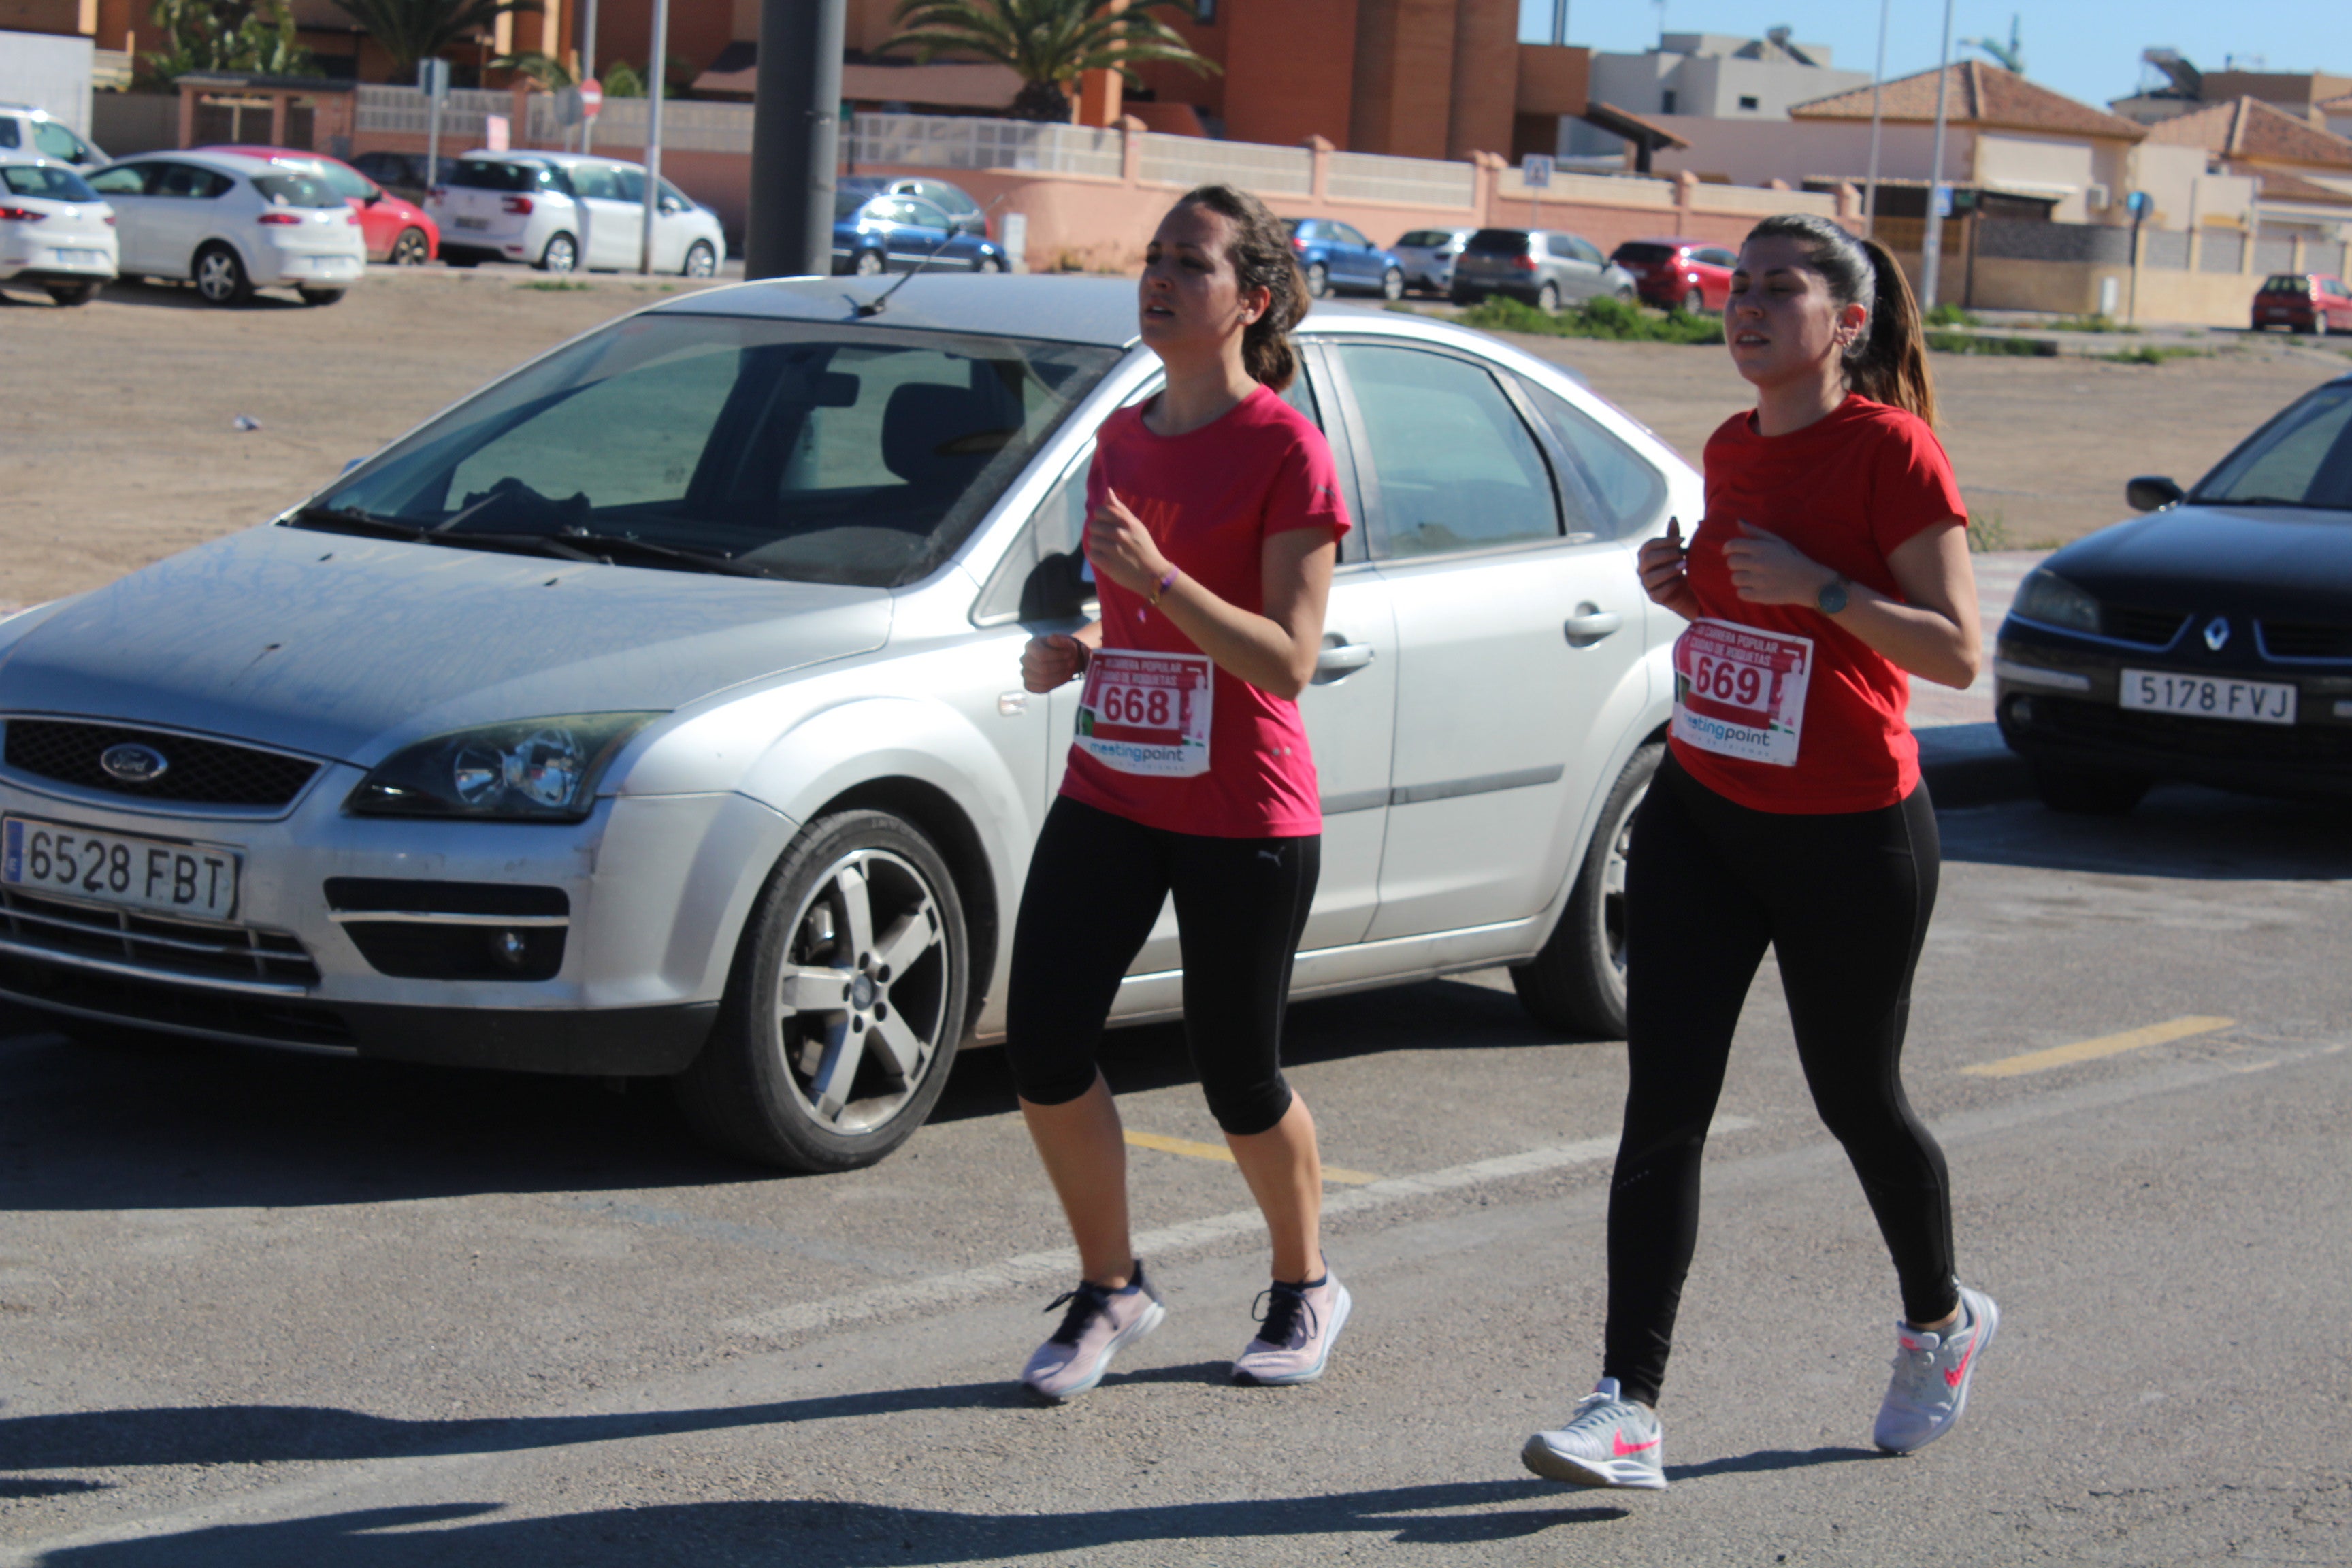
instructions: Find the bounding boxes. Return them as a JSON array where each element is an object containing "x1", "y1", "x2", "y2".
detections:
[
  {"x1": 1661, "y1": 89, "x2": 1677, "y2": 114},
  {"x1": 34, "y1": 120, "x2": 88, "y2": 160},
  {"x1": 2198, "y1": 385, "x2": 2352, "y2": 510},
  {"x1": 1333, "y1": 223, "x2": 1370, "y2": 248},
  {"x1": 86, "y1": 163, "x2": 147, "y2": 195},
  {"x1": 0, "y1": 119, "x2": 18, "y2": 148},
  {"x1": 1195, "y1": 0, "x2": 1215, "y2": 22},
  {"x1": 154, "y1": 163, "x2": 232, "y2": 199},
  {"x1": 252, "y1": 172, "x2": 342, "y2": 208},
  {"x1": 903, "y1": 198, "x2": 953, "y2": 231},
  {"x1": 5, "y1": 164, "x2": 98, "y2": 201},
  {"x1": 570, "y1": 163, "x2": 621, "y2": 200},
  {"x1": 1519, "y1": 380, "x2": 1667, "y2": 541},
  {"x1": 1337, "y1": 344, "x2": 1558, "y2": 557},
  {"x1": 1699, "y1": 247, "x2": 1737, "y2": 267},
  {"x1": 1737, "y1": 94, "x2": 1760, "y2": 110}
]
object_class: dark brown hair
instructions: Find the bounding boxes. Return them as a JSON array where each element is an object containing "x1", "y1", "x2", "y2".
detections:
[
  {"x1": 1173, "y1": 183, "x2": 1310, "y2": 391},
  {"x1": 1745, "y1": 212, "x2": 1938, "y2": 427}
]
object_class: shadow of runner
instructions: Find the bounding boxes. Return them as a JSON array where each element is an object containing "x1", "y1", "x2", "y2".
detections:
[{"x1": 37, "y1": 1485, "x2": 1629, "y2": 1567}]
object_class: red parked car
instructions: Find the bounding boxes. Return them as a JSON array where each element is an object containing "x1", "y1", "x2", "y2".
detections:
[
  {"x1": 199, "y1": 144, "x2": 438, "y2": 265},
  {"x1": 2251, "y1": 273, "x2": 2352, "y2": 335},
  {"x1": 1610, "y1": 236, "x2": 1737, "y2": 313}
]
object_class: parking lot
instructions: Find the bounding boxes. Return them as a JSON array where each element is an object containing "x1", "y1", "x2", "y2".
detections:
[{"x1": 3, "y1": 269, "x2": 2351, "y2": 1565}]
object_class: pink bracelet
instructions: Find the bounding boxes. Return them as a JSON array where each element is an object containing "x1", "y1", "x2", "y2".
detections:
[{"x1": 1148, "y1": 566, "x2": 1179, "y2": 605}]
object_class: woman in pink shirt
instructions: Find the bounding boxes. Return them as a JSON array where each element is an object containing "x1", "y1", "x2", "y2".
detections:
[{"x1": 1007, "y1": 184, "x2": 1353, "y2": 1401}]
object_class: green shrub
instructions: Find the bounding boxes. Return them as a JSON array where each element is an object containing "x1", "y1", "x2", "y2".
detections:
[
  {"x1": 1457, "y1": 293, "x2": 1724, "y2": 345},
  {"x1": 2046, "y1": 314, "x2": 2137, "y2": 333},
  {"x1": 1924, "y1": 303, "x2": 1978, "y2": 328},
  {"x1": 2099, "y1": 344, "x2": 2205, "y2": 365},
  {"x1": 1925, "y1": 331, "x2": 2055, "y2": 357}
]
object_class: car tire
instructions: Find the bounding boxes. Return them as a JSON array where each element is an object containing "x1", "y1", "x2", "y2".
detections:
[
  {"x1": 681, "y1": 239, "x2": 718, "y2": 278},
  {"x1": 1615, "y1": 284, "x2": 1637, "y2": 302},
  {"x1": 536, "y1": 232, "x2": 578, "y2": 273},
  {"x1": 1510, "y1": 740, "x2": 1660, "y2": 1040},
  {"x1": 45, "y1": 282, "x2": 99, "y2": 306},
  {"x1": 389, "y1": 227, "x2": 430, "y2": 266},
  {"x1": 673, "y1": 809, "x2": 969, "y2": 1173},
  {"x1": 2030, "y1": 760, "x2": 2150, "y2": 816},
  {"x1": 295, "y1": 287, "x2": 345, "y2": 306},
  {"x1": 1680, "y1": 287, "x2": 1706, "y2": 314},
  {"x1": 1536, "y1": 280, "x2": 1561, "y2": 312},
  {"x1": 1380, "y1": 265, "x2": 1404, "y2": 301},
  {"x1": 1305, "y1": 261, "x2": 1330, "y2": 299},
  {"x1": 192, "y1": 244, "x2": 251, "y2": 306},
  {"x1": 974, "y1": 253, "x2": 1004, "y2": 273},
  {"x1": 851, "y1": 249, "x2": 885, "y2": 277}
]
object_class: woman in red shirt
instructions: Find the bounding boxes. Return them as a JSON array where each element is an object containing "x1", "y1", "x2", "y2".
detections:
[
  {"x1": 1005, "y1": 185, "x2": 1352, "y2": 1401},
  {"x1": 1523, "y1": 214, "x2": 1997, "y2": 1489}
]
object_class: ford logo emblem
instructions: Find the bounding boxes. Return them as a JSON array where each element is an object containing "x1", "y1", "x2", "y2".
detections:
[{"x1": 99, "y1": 743, "x2": 170, "y2": 784}]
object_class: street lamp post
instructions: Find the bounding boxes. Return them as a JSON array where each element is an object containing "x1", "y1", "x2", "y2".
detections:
[
  {"x1": 747, "y1": 0, "x2": 847, "y2": 279},
  {"x1": 1863, "y1": 0, "x2": 1888, "y2": 240},
  {"x1": 636, "y1": 0, "x2": 669, "y2": 273},
  {"x1": 578, "y1": 0, "x2": 599, "y2": 152},
  {"x1": 1920, "y1": 0, "x2": 1957, "y2": 310}
]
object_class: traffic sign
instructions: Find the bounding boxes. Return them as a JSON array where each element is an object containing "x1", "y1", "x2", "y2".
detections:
[
  {"x1": 579, "y1": 78, "x2": 602, "y2": 119},
  {"x1": 1522, "y1": 153, "x2": 1554, "y2": 189}
]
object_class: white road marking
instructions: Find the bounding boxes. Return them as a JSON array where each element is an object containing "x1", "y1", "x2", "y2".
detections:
[{"x1": 717, "y1": 1118, "x2": 1754, "y2": 1341}]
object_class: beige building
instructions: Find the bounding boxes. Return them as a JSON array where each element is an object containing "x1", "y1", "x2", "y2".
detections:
[{"x1": 2144, "y1": 96, "x2": 2352, "y2": 242}]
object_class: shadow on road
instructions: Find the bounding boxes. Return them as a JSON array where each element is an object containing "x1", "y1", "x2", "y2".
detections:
[
  {"x1": 27, "y1": 1484, "x2": 1627, "y2": 1566},
  {"x1": 1938, "y1": 783, "x2": 2352, "y2": 882}
]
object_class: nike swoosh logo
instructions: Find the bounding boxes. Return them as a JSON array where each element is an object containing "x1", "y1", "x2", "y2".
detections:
[
  {"x1": 1612, "y1": 1433, "x2": 1661, "y2": 1456},
  {"x1": 1944, "y1": 1338, "x2": 1978, "y2": 1389}
]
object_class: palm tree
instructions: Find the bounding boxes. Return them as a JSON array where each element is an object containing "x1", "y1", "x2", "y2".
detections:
[
  {"x1": 889, "y1": 0, "x2": 1218, "y2": 123},
  {"x1": 330, "y1": 0, "x2": 541, "y2": 82}
]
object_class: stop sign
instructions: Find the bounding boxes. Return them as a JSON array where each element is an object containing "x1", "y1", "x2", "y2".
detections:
[{"x1": 578, "y1": 78, "x2": 603, "y2": 120}]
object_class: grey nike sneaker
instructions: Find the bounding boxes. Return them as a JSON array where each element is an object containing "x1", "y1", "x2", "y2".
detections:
[
  {"x1": 1019, "y1": 1262, "x2": 1166, "y2": 1402},
  {"x1": 1522, "y1": 1377, "x2": 1667, "y2": 1490},
  {"x1": 1875, "y1": 1284, "x2": 1999, "y2": 1454}
]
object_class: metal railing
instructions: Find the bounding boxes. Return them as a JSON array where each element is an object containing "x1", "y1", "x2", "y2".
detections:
[
  {"x1": 1136, "y1": 131, "x2": 1311, "y2": 193},
  {"x1": 355, "y1": 84, "x2": 515, "y2": 142},
  {"x1": 848, "y1": 113, "x2": 1121, "y2": 177}
]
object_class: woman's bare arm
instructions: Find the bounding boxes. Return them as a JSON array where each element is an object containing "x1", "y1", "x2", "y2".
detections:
[{"x1": 1720, "y1": 521, "x2": 1983, "y2": 689}]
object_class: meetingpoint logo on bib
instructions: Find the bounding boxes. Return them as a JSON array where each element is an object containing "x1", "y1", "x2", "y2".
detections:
[{"x1": 1672, "y1": 617, "x2": 1814, "y2": 768}]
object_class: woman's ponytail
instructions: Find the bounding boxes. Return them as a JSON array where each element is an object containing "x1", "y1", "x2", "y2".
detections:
[
  {"x1": 1173, "y1": 183, "x2": 1309, "y2": 392},
  {"x1": 1746, "y1": 214, "x2": 1940, "y2": 427}
]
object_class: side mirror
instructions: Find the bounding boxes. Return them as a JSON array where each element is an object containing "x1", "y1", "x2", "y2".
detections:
[
  {"x1": 1019, "y1": 551, "x2": 1093, "y2": 621},
  {"x1": 2125, "y1": 475, "x2": 2184, "y2": 512}
]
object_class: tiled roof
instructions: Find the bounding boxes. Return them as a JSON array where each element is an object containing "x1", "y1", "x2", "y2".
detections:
[
  {"x1": 2256, "y1": 168, "x2": 2352, "y2": 208},
  {"x1": 2142, "y1": 97, "x2": 2352, "y2": 169},
  {"x1": 1790, "y1": 61, "x2": 2146, "y2": 140}
]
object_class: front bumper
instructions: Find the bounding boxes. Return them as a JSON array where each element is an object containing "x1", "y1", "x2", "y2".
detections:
[
  {"x1": 1993, "y1": 630, "x2": 2352, "y2": 799},
  {"x1": 0, "y1": 755, "x2": 788, "y2": 1073}
]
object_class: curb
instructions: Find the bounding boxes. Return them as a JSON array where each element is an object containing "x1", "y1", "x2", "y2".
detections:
[{"x1": 1918, "y1": 722, "x2": 2033, "y2": 808}]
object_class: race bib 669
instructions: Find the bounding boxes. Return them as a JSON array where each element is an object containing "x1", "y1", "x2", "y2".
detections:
[{"x1": 1671, "y1": 618, "x2": 1813, "y2": 768}]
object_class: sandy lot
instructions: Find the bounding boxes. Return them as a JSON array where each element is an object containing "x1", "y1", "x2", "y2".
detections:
[{"x1": 3, "y1": 267, "x2": 2346, "y2": 606}]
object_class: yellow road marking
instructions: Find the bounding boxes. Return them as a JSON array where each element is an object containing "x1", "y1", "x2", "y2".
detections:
[
  {"x1": 1963, "y1": 1016, "x2": 2234, "y2": 1078},
  {"x1": 1123, "y1": 1130, "x2": 1381, "y2": 1186}
]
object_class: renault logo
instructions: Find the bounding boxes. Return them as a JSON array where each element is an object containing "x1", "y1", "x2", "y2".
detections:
[
  {"x1": 2203, "y1": 617, "x2": 2231, "y2": 652},
  {"x1": 99, "y1": 742, "x2": 170, "y2": 784}
]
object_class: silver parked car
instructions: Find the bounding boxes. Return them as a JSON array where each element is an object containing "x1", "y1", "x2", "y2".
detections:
[
  {"x1": 0, "y1": 276, "x2": 1694, "y2": 1171},
  {"x1": 1392, "y1": 226, "x2": 1475, "y2": 296},
  {"x1": 1451, "y1": 227, "x2": 1637, "y2": 312}
]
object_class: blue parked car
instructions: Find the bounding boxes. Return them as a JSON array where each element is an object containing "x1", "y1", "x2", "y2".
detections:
[
  {"x1": 1284, "y1": 218, "x2": 1405, "y2": 300},
  {"x1": 833, "y1": 192, "x2": 1009, "y2": 276}
]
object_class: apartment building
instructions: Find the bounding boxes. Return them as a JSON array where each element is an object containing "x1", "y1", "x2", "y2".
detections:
[{"x1": 1566, "y1": 29, "x2": 1869, "y2": 163}]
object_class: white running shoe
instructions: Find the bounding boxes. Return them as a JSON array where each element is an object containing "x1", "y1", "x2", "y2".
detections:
[
  {"x1": 1522, "y1": 1377, "x2": 1668, "y2": 1490},
  {"x1": 1019, "y1": 1262, "x2": 1166, "y2": 1402},
  {"x1": 1232, "y1": 1274, "x2": 1352, "y2": 1385},
  {"x1": 1875, "y1": 1284, "x2": 2000, "y2": 1454}
]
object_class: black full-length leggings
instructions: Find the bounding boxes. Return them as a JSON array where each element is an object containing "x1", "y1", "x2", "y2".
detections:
[
  {"x1": 1603, "y1": 751, "x2": 1957, "y2": 1408},
  {"x1": 1005, "y1": 795, "x2": 1319, "y2": 1137}
]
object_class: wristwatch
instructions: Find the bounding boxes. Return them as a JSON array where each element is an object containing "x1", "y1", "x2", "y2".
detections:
[{"x1": 1816, "y1": 573, "x2": 1850, "y2": 615}]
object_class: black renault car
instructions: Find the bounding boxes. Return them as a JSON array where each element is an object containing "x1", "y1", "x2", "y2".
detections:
[{"x1": 1995, "y1": 372, "x2": 2352, "y2": 813}]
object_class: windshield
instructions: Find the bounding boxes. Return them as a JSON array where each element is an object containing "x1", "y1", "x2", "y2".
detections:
[
  {"x1": 1614, "y1": 242, "x2": 1674, "y2": 263},
  {"x1": 1466, "y1": 229, "x2": 1531, "y2": 255},
  {"x1": 1, "y1": 163, "x2": 97, "y2": 201},
  {"x1": 451, "y1": 160, "x2": 551, "y2": 192},
  {"x1": 308, "y1": 314, "x2": 1123, "y2": 587},
  {"x1": 2197, "y1": 384, "x2": 2352, "y2": 510},
  {"x1": 296, "y1": 158, "x2": 375, "y2": 199},
  {"x1": 252, "y1": 171, "x2": 343, "y2": 208},
  {"x1": 1396, "y1": 230, "x2": 1450, "y2": 248},
  {"x1": 2257, "y1": 274, "x2": 2310, "y2": 295}
]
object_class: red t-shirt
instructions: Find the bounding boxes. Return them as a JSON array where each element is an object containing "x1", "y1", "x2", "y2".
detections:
[
  {"x1": 1058, "y1": 384, "x2": 1350, "y2": 838},
  {"x1": 1671, "y1": 395, "x2": 1967, "y2": 814}
]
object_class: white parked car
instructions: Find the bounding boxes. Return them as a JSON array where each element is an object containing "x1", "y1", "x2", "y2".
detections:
[
  {"x1": 0, "y1": 103, "x2": 107, "y2": 170},
  {"x1": 0, "y1": 277, "x2": 1690, "y2": 1173},
  {"x1": 84, "y1": 150, "x2": 365, "y2": 306},
  {"x1": 426, "y1": 152, "x2": 726, "y2": 276},
  {"x1": 0, "y1": 154, "x2": 116, "y2": 306}
]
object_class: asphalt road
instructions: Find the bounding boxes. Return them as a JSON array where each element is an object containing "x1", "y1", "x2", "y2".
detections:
[{"x1": 3, "y1": 784, "x2": 2349, "y2": 1567}]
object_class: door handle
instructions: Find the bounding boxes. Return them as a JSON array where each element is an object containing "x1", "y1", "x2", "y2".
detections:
[
  {"x1": 1563, "y1": 606, "x2": 1623, "y2": 648},
  {"x1": 1313, "y1": 640, "x2": 1377, "y2": 683}
]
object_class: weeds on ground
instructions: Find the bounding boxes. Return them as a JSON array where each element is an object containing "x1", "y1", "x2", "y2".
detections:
[
  {"x1": 2099, "y1": 344, "x2": 2206, "y2": 365},
  {"x1": 1926, "y1": 330, "x2": 2055, "y2": 356},
  {"x1": 1458, "y1": 293, "x2": 1724, "y2": 344},
  {"x1": 517, "y1": 280, "x2": 593, "y2": 291},
  {"x1": 1965, "y1": 510, "x2": 2012, "y2": 553},
  {"x1": 2047, "y1": 314, "x2": 2138, "y2": 333},
  {"x1": 1925, "y1": 304, "x2": 1979, "y2": 328}
]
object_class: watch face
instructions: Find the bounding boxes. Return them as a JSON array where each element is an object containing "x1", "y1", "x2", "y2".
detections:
[{"x1": 1818, "y1": 578, "x2": 1848, "y2": 614}]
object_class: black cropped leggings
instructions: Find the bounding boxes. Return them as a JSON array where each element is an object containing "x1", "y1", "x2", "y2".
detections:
[
  {"x1": 1604, "y1": 752, "x2": 1958, "y2": 1408},
  {"x1": 1005, "y1": 795, "x2": 1319, "y2": 1137}
]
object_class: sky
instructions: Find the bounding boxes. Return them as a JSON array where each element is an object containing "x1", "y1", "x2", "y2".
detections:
[{"x1": 1514, "y1": 1, "x2": 2341, "y2": 114}]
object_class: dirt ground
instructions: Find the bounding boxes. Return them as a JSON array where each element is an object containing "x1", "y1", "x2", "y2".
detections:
[{"x1": 3, "y1": 268, "x2": 2347, "y2": 606}]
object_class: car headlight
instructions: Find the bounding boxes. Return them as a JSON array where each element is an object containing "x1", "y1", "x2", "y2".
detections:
[
  {"x1": 346, "y1": 713, "x2": 662, "y2": 821},
  {"x1": 2012, "y1": 569, "x2": 2101, "y2": 636}
]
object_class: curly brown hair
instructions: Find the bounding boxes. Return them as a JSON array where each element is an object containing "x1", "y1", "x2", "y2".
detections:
[{"x1": 1173, "y1": 184, "x2": 1310, "y2": 391}]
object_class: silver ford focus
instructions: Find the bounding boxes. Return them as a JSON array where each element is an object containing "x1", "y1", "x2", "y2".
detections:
[{"x1": 0, "y1": 275, "x2": 1696, "y2": 1171}]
